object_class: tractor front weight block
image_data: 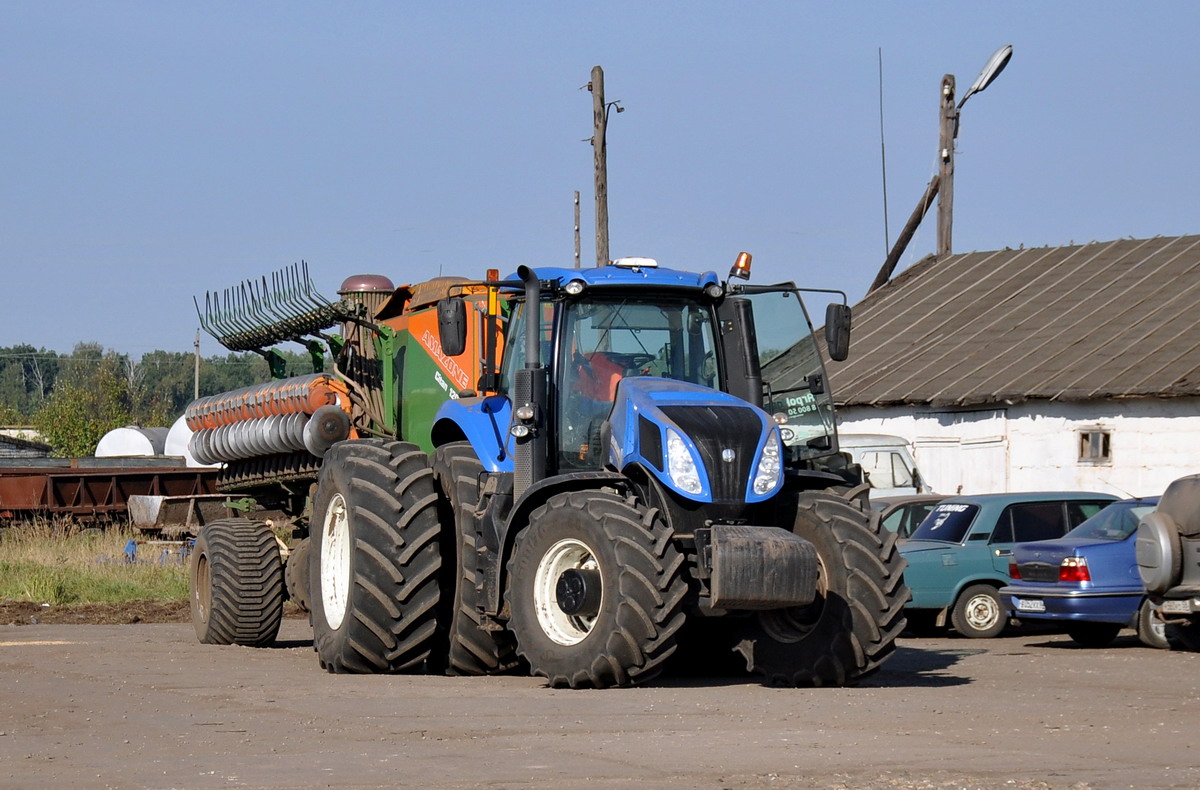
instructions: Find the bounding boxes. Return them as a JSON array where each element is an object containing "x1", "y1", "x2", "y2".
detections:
[{"x1": 696, "y1": 525, "x2": 819, "y2": 610}]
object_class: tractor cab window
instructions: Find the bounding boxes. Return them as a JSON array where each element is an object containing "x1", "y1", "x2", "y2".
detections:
[
  {"x1": 744, "y1": 289, "x2": 837, "y2": 462},
  {"x1": 557, "y1": 296, "x2": 718, "y2": 470},
  {"x1": 498, "y1": 299, "x2": 553, "y2": 398}
]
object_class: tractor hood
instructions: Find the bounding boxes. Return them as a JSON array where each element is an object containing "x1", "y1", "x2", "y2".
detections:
[{"x1": 606, "y1": 378, "x2": 782, "y2": 504}]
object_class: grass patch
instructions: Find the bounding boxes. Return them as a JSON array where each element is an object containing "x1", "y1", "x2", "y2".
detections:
[{"x1": 0, "y1": 518, "x2": 188, "y2": 604}]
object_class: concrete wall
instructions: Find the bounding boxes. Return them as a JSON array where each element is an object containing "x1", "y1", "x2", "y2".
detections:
[{"x1": 836, "y1": 397, "x2": 1200, "y2": 498}]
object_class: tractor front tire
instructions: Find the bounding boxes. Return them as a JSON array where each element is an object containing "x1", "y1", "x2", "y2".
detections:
[
  {"x1": 190, "y1": 518, "x2": 285, "y2": 647},
  {"x1": 309, "y1": 440, "x2": 442, "y2": 674},
  {"x1": 430, "y1": 442, "x2": 519, "y2": 675},
  {"x1": 729, "y1": 492, "x2": 909, "y2": 686},
  {"x1": 507, "y1": 490, "x2": 687, "y2": 689}
]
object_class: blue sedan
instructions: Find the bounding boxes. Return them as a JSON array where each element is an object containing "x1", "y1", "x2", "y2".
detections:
[{"x1": 999, "y1": 497, "x2": 1166, "y2": 648}]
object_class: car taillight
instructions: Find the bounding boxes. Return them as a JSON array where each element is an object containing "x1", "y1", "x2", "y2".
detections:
[
  {"x1": 1008, "y1": 559, "x2": 1020, "y2": 579},
  {"x1": 1059, "y1": 556, "x2": 1091, "y2": 583}
]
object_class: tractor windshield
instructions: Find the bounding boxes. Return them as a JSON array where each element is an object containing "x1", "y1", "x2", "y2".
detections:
[
  {"x1": 742, "y1": 289, "x2": 837, "y2": 462},
  {"x1": 557, "y1": 296, "x2": 718, "y2": 470}
]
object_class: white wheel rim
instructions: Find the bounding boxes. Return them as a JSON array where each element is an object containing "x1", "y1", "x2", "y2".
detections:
[
  {"x1": 965, "y1": 593, "x2": 999, "y2": 632},
  {"x1": 321, "y1": 493, "x2": 351, "y2": 630},
  {"x1": 533, "y1": 538, "x2": 600, "y2": 646}
]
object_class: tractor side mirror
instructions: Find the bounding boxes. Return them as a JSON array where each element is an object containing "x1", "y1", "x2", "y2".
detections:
[
  {"x1": 825, "y1": 303, "x2": 851, "y2": 362},
  {"x1": 437, "y1": 299, "x2": 467, "y2": 357}
]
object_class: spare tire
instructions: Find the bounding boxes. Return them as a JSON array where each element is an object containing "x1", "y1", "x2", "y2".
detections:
[
  {"x1": 1136, "y1": 512, "x2": 1182, "y2": 594},
  {"x1": 1158, "y1": 474, "x2": 1200, "y2": 538}
]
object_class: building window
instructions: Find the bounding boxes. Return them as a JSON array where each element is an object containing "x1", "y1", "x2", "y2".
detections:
[{"x1": 1078, "y1": 429, "x2": 1112, "y2": 464}]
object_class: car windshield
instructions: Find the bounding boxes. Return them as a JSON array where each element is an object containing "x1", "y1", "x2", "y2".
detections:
[
  {"x1": 1065, "y1": 499, "x2": 1159, "y2": 541},
  {"x1": 909, "y1": 503, "x2": 980, "y2": 543}
]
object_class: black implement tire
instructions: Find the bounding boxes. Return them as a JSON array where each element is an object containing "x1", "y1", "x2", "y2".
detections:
[
  {"x1": 309, "y1": 440, "x2": 442, "y2": 674},
  {"x1": 284, "y1": 538, "x2": 312, "y2": 614},
  {"x1": 506, "y1": 491, "x2": 687, "y2": 689},
  {"x1": 951, "y1": 584, "x2": 1007, "y2": 639},
  {"x1": 1066, "y1": 621, "x2": 1122, "y2": 648},
  {"x1": 190, "y1": 518, "x2": 284, "y2": 646},
  {"x1": 1136, "y1": 599, "x2": 1169, "y2": 649},
  {"x1": 430, "y1": 442, "x2": 519, "y2": 675},
  {"x1": 729, "y1": 492, "x2": 909, "y2": 686}
]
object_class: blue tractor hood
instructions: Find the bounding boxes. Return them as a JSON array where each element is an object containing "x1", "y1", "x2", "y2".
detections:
[{"x1": 606, "y1": 377, "x2": 782, "y2": 504}]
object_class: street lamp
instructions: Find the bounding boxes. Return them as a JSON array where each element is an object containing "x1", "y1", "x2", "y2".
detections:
[
  {"x1": 868, "y1": 45, "x2": 1013, "y2": 294},
  {"x1": 937, "y1": 44, "x2": 1013, "y2": 256}
]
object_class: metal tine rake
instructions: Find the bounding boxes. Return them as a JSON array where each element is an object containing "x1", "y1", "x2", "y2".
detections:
[{"x1": 195, "y1": 262, "x2": 346, "y2": 352}]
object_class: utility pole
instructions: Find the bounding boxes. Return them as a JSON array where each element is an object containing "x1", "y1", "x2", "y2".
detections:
[
  {"x1": 866, "y1": 45, "x2": 1012, "y2": 295},
  {"x1": 937, "y1": 74, "x2": 957, "y2": 257},
  {"x1": 573, "y1": 190, "x2": 581, "y2": 268},
  {"x1": 590, "y1": 65, "x2": 609, "y2": 268},
  {"x1": 193, "y1": 329, "x2": 201, "y2": 400}
]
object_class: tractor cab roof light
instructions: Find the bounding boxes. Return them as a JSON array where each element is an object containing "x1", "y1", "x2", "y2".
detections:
[
  {"x1": 612, "y1": 257, "x2": 658, "y2": 269},
  {"x1": 729, "y1": 251, "x2": 752, "y2": 281},
  {"x1": 564, "y1": 279, "x2": 586, "y2": 296}
]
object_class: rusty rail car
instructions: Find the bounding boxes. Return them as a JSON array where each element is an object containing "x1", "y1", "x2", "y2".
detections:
[{"x1": 0, "y1": 459, "x2": 219, "y2": 523}]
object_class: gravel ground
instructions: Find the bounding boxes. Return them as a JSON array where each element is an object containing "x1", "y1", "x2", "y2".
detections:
[{"x1": 1, "y1": 618, "x2": 1197, "y2": 790}]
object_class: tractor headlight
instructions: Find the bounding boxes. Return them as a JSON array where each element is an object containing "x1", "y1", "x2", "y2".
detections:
[
  {"x1": 666, "y1": 428, "x2": 703, "y2": 495},
  {"x1": 752, "y1": 429, "x2": 783, "y2": 495}
]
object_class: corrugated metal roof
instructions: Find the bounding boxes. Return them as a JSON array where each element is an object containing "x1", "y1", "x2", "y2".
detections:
[{"x1": 826, "y1": 234, "x2": 1200, "y2": 407}]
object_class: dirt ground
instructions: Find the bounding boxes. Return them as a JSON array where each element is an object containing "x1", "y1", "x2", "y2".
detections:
[
  {"x1": 1, "y1": 616, "x2": 1196, "y2": 790},
  {"x1": 0, "y1": 600, "x2": 305, "y2": 627}
]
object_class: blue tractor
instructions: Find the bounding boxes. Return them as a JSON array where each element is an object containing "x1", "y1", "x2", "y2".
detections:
[{"x1": 300, "y1": 254, "x2": 907, "y2": 688}]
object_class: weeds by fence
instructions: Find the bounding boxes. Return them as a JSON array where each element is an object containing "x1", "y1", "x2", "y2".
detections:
[{"x1": 0, "y1": 518, "x2": 188, "y2": 604}]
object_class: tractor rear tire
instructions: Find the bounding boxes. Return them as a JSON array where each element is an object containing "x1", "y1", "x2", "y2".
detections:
[
  {"x1": 506, "y1": 490, "x2": 687, "y2": 689},
  {"x1": 284, "y1": 538, "x2": 312, "y2": 614},
  {"x1": 310, "y1": 440, "x2": 442, "y2": 674},
  {"x1": 1066, "y1": 621, "x2": 1122, "y2": 648},
  {"x1": 430, "y1": 442, "x2": 519, "y2": 675},
  {"x1": 190, "y1": 518, "x2": 285, "y2": 647},
  {"x1": 729, "y1": 492, "x2": 909, "y2": 686}
]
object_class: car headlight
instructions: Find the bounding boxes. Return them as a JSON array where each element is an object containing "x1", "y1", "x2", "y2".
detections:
[
  {"x1": 666, "y1": 428, "x2": 703, "y2": 495},
  {"x1": 752, "y1": 429, "x2": 782, "y2": 495}
]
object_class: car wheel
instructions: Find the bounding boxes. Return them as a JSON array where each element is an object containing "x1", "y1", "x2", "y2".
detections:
[
  {"x1": 1136, "y1": 599, "x2": 1170, "y2": 649},
  {"x1": 950, "y1": 584, "x2": 1006, "y2": 639},
  {"x1": 1066, "y1": 622, "x2": 1122, "y2": 648}
]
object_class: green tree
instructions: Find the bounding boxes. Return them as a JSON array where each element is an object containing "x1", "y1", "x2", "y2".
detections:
[{"x1": 32, "y1": 365, "x2": 132, "y2": 457}]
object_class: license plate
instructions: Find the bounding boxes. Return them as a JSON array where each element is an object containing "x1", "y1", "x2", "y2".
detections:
[
  {"x1": 1162, "y1": 600, "x2": 1192, "y2": 614},
  {"x1": 1015, "y1": 598, "x2": 1046, "y2": 613}
]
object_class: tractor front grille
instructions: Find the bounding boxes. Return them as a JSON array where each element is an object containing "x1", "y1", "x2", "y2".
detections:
[{"x1": 661, "y1": 405, "x2": 763, "y2": 501}]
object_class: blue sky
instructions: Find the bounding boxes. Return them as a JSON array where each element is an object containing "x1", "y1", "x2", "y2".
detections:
[{"x1": 3, "y1": 2, "x2": 1197, "y2": 354}]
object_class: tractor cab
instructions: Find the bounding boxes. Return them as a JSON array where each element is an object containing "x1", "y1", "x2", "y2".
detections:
[{"x1": 462, "y1": 256, "x2": 852, "y2": 506}]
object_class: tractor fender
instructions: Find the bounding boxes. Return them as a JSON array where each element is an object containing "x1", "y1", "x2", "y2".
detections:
[{"x1": 432, "y1": 395, "x2": 514, "y2": 472}]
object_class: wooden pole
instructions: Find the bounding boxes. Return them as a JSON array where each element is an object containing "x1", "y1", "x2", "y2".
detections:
[
  {"x1": 867, "y1": 174, "x2": 940, "y2": 294},
  {"x1": 937, "y1": 74, "x2": 957, "y2": 258},
  {"x1": 590, "y1": 66, "x2": 609, "y2": 268},
  {"x1": 574, "y1": 190, "x2": 581, "y2": 269},
  {"x1": 193, "y1": 329, "x2": 200, "y2": 400}
]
